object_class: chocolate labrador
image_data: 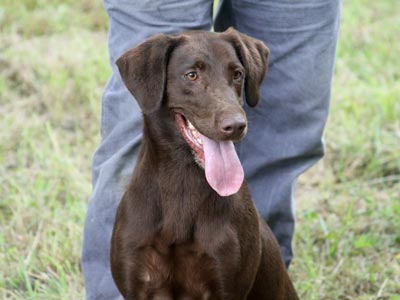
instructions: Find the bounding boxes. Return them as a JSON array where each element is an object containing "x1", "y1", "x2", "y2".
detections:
[{"x1": 110, "y1": 28, "x2": 299, "y2": 300}]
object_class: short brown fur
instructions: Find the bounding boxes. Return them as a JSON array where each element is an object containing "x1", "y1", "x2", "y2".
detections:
[{"x1": 111, "y1": 28, "x2": 299, "y2": 300}]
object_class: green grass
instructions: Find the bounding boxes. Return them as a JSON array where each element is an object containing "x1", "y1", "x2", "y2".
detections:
[
  {"x1": 291, "y1": 1, "x2": 400, "y2": 298},
  {"x1": 0, "y1": 1, "x2": 399, "y2": 299}
]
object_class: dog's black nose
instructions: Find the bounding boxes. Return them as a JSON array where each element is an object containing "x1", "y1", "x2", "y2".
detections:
[{"x1": 220, "y1": 115, "x2": 247, "y2": 140}]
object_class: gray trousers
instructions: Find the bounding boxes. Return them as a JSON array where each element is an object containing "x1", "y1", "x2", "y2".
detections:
[{"x1": 82, "y1": 0, "x2": 341, "y2": 299}]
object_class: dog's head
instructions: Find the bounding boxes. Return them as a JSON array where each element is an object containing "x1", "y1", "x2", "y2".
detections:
[{"x1": 117, "y1": 28, "x2": 269, "y2": 196}]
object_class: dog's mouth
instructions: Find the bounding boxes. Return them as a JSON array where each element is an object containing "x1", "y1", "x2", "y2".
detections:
[
  {"x1": 175, "y1": 113, "x2": 205, "y2": 166},
  {"x1": 174, "y1": 112, "x2": 244, "y2": 197}
]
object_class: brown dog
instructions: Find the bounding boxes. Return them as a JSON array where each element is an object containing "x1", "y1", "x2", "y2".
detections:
[{"x1": 110, "y1": 28, "x2": 299, "y2": 300}]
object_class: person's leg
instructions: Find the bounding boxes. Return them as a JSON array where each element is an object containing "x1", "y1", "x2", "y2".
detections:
[
  {"x1": 81, "y1": 1, "x2": 213, "y2": 299},
  {"x1": 215, "y1": 0, "x2": 341, "y2": 267}
]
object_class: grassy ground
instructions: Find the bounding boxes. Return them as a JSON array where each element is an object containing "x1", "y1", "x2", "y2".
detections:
[{"x1": 0, "y1": 0, "x2": 399, "y2": 299}]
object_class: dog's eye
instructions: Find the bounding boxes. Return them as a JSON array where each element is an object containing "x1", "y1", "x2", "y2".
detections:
[
  {"x1": 185, "y1": 71, "x2": 198, "y2": 81},
  {"x1": 233, "y1": 70, "x2": 243, "y2": 81}
]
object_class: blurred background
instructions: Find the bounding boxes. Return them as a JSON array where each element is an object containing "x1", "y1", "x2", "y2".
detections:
[{"x1": 0, "y1": 0, "x2": 399, "y2": 299}]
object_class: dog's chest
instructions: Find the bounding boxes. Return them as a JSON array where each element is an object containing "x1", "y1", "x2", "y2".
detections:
[{"x1": 133, "y1": 227, "x2": 240, "y2": 300}]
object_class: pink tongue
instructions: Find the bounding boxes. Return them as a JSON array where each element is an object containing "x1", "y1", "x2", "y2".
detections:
[{"x1": 200, "y1": 134, "x2": 244, "y2": 197}]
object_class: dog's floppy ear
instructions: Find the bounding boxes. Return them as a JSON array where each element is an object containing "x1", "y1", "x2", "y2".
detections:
[
  {"x1": 222, "y1": 28, "x2": 269, "y2": 107},
  {"x1": 116, "y1": 34, "x2": 182, "y2": 114}
]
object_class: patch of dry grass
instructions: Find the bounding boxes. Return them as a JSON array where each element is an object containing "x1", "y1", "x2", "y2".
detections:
[{"x1": 1, "y1": 4, "x2": 108, "y2": 296}]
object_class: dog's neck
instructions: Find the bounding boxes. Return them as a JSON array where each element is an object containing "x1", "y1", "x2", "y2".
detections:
[
  {"x1": 131, "y1": 110, "x2": 230, "y2": 243},
  {"x1": 140, "y1": 110, "x2": 200, "y2": 171}
]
